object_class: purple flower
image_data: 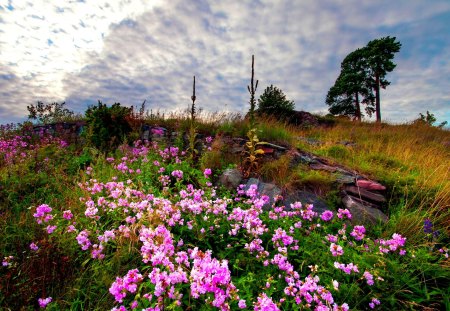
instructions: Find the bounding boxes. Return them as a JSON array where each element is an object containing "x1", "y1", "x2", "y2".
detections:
[
  {"x1": 320, "y1": 210, "x2": 334, "y2": 222},
  {"x1": 350, "y1": 225, "x2": 366, "y2": 241},
  {"x1": 63, "y1": 210, "x2": 73, "y2": 220},
  {"x1": 330, "y1": 243, "x2": 344, "y2": 256},
  {"x1": 38, "y1": 297, "x2": 52, "y2": 308},
  {"x1": 30, "y1": 242, "x2": 39, "y2": 251},
  {"x1": 238, "y1": 299, "x2": 247, "y2": 308},
  {"x1": 203, "y1": 168, "x2": 212, "y2": 178},
  {"x1": 369, "y1": 298, "x2": 381, "y2": 309}
]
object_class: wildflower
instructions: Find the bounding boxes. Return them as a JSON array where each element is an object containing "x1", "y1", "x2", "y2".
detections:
[
  {"x1": 2, "y1": 256, "x2": 14, "y2": 267},
  {"x1": 203, "y1": 168, "x2": 212, "y2": 178},
  {"x1": 38, "y1": 297, "x2": 52, "y2": 308},
  {"x1": 330, "y1": 243, "x2": 344, "y2": 256},
  {"x1": 320, "y1": 210, "x2": 334, "y2": 222},
  {"x1": 363, "y1": 271, "x2": 374, "y2": 286},
  {"x1": 254, "y1": 293, "x2": 280, "y2": 311},
  {"x1": 62, "y1": 210, "x2": 73, "y2": 220},
  {"x1": 332, "y1": 280, "x2": 339, "y2": 290},
  {"x1": 369, "y1": 298, "x2": 381, "y2": 309},
  {"x1": 46, "y1": 225, "x2": 57, "y2": 234},
  {"x1": 337, "y1": 208, "x2": 352, "y2": 220},
  {"x1": 30, "y1": 242, "x2": 39, "y2": 251},
  {"x1": 350, "y1": 225, "x2": 366, "y2": 241},
  {"x1": 423, "y1": 219, "x2": 433, "y2": 234},
  {"x1": 33, "y1": 204, "x2": 53, "y2": 224},
  {"x1": 171, "y1": 170, "x2": 183, "y2": 180},
  {"x1": 238, "y1": 299, "x2": 247, "y2": 308}
]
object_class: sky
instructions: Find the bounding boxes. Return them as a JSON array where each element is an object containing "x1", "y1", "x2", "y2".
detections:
[{"x1": 0, "y1": 0, "x2": 449, "y2": 125}]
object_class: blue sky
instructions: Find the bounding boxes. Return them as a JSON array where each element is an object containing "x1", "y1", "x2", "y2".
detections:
[{"x1": 0, "y1": 0, "x2": 449, "y2": 125}]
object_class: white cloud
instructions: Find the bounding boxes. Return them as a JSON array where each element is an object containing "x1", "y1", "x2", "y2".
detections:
[{"x1": 0, "y1": 0, "x2": 449, "y2": 124}]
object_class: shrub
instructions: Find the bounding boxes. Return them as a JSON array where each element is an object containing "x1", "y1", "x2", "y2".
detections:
[
  {"x1": 257, "y1": 85, "x2": 295, "y2": 119},
  {"x1": 85, "y1": 101, "x2": 132, "y2": 152}
]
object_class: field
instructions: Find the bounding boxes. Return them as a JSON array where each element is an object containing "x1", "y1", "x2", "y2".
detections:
[{"x1": 0, "y1": 115, "x2": 449, "y2": 310}]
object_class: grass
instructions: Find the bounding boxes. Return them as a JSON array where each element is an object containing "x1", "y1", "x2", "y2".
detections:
[{"x1": 0, "y1": 115, "x2": 449, "y2": 310}]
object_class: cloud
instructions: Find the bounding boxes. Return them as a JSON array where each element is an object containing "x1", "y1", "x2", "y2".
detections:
[{"x1": 0, "y1": 0, "x2": 449, "y2": 125}]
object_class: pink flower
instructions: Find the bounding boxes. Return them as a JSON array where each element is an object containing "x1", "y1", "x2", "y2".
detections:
[
  {"x1": 238, "y1": 299, "x2": 247, "y2": 308},
  {"x1": 33, "y1": 204, "x2": 53, "y2": 224},
  {"x1": 38, "y1": 297, "x2": 52, "y2": 308},
  {"x1": 30, "y1": 242, "x2": 39, "y2": 251},
  {"x1": 369, "y1": 298, "x2": 381, "y2": 309},
  {"x1": 350, "y1": 225, "x2": 366, "y2": 241},
  {"x1": 337, "y1": 208, "x2": 352, "y2": 220},
  {"x1": 203, "y1": 168, "x2": 212, "y2": 178},
  {"x1": 320, "y1": 210, "x2": 334, "y2": 221},
  {"x1": 363, "y1": 271, "x2": 374, "y2": 286},
  {"x1": 330, "y1": 243, "x2": 344, "y2": 256},
  {"x1": 46, "y1": 225, "x2": 57, "y2": 234},
  {"x1": 63, "y1": 210, "x2": 73, "y2": 220}
]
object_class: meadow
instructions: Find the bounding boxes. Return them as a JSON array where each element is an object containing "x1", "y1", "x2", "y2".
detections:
[{"x1": 0, "y1": 113, "x2": 449, "y2": 310}]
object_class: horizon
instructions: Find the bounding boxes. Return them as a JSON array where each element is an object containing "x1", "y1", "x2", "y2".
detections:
[{"x1": 1, "y1": 0, "x2": 449, "y2": 125}]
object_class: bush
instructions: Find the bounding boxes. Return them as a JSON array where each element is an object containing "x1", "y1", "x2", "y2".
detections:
[
  {"x1": 257, "y1": 85, "x2": 295, "y2": 119},
  {"x1": 85, "y1": 101, "x2": 132, "y2": 152}
]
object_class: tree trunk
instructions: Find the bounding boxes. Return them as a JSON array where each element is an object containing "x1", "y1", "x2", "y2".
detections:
[
  {"x1": 375, "y1": 73, "x2": 381, "y2": 123},
  {"x1": 355, "y1": 92, "x2": 361, "y2": 122}
]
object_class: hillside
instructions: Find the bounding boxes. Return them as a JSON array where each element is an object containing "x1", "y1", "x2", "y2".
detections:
[{"x1": 0, "y1": 115, "x2": 449, "y2": 310}]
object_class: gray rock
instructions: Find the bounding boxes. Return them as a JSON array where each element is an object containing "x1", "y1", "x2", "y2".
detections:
[
  {"x1": 218, "y1": 168, "x2": 243, "y2": 190},
  {"x1": 344, "y1": 185, "x2": 386, "y2": 203},
  {"x1": 244, "y1": 179, "x2": 282, "y2": 211},
  {"x1": 284, "y1": 191, "x2": 330, "y2": 214},
  {"x1": 342, "y1": 195, "x2": 388, "y2": 226},
  {"x1": 335, "y1": 174, "x2": 355, "y2": 184}
]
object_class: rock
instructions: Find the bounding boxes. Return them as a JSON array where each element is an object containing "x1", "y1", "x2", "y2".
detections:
[
  {"x1": 261, "y1": 147, "x2": 274, "y2": 154},
  {"x1": 335, "y1": 174, "x2": 355, "y2": 184},
  {"x1": 342, "y1": 195, "x2": 388, "y2": 226},
  {"x1": 289, "y1": 111, "x2": 319, "y2": 128},
  {"x1": 344, "y1": 185, "x2": 386, "y2": 203},
  {"x1": 310, "y1": 163, "x2": 338, "y2": 172},
  {"x1": 284, "y1": 191, "x2": 330, "y2": 214},
  {"x1": 356, "y1": 179, "x2": 386, "y2": 191},
  {"x1": 244, "y1": 178, "x2": 282, "y2": 211},
  {"x1": 258, "y1": 142, "x2": 288, "y2": 151},
  {"x1": 338, "y1": 141, "x2": 357, "y2": 147},
  {"x1": 217, "y1": 168, "x2": 243, "y2": 190},
  {"x1": 346, "y1": 195, "x2": 380, "y2": 210},
  {"x1": 296, "y1": 136, "x2": 323, "y2": 146}
]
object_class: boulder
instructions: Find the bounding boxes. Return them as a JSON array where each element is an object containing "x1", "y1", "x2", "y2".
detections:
[
  {"x1": 342, "y1": 195, "x2": 388, "y2": 226},
  {"x1": 289, "y1": 111, "x2": 319, "y2": 128},
  {"x1": 284, "y1": 191, "x2": 330, "y2": 214},
  {"x1": 217, "y1": 168, "x2": 243, "y2": 190},
  {"x1": 344, "y1": 185, "x2": 386, "y2": 203},
  {"x1": 244, "y1": 178, "x2": 282, "y2": 211},
  {"x1": 356, "y1": 179, "x2": 386, "y2": 191}
]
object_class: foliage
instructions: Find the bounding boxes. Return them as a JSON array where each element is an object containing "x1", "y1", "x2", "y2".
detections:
[
  {"x1": 27, "y1": 101, "x2": 76, "y2": 124},
  {"x1": 84, "y1": 101, "x2": 132, "y2": 152},
  {"x1": 1, "y1": 113, "x2": 450, "y2": 310},
  {"x1": 241, "y1": 128, "x2": 265, "y2": 178},
  {"x1": 326, "y1": 49, "x2": 374, "y2": 121},
  {"x1": 365, "y1": 36, "x2": 402, "y2": 122},
  {"x1": 257, "y1": 85, "x2": 295, "y2": 119},
  {"x1": 415, "y1": 111, "x2": 448, "y2": 128},
  {"x1": 326, "y1": 36, "x2": 401, "y2": 122}
]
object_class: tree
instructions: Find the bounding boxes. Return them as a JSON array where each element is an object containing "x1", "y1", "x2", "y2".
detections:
[
  {"x1": 326, "y1": 48, "x2": 375, "y2": 121},
  {"x1": 326, "y1": 36, "x2": 401, "y2": 122},
  {"x1": 27, "y1": 101, "x2": 75, "y2": 124},
  {"x1": 415, "y1": 111, "x2": 448, "y2": 128},
  {"x1": 85, "y1": 101, "x2": 132, "y2": 152},
  {"x1": 364, "y1": 36, "x2": 402, "y2": 123},
  {"x1": 256, "y1": 85, "x2": 295, "y2": 118}
]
